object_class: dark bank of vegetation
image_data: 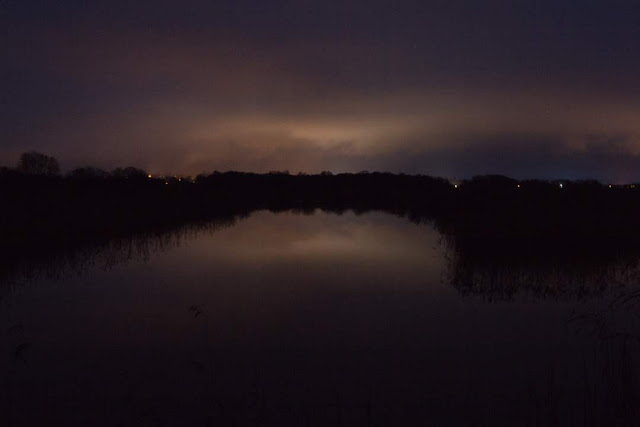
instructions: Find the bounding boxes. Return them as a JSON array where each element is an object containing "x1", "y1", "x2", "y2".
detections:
[
  {"x1": 3, "y1": 152, "x2": 640, "y2": 298},
  {"x1": 4, "y1": 152, "x2": 640, "y2": 241}
]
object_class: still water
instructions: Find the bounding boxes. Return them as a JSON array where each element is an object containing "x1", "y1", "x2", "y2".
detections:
[{"x1": 1, "y1": 211, "x2": 639, "y2": 426}]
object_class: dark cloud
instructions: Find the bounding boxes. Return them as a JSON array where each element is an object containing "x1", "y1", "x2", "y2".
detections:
[
  {"x1": 373, "y1": 132, "x2": 640, "y2": 182},
  {"x1": 2, "y1": 1, "x2": 640, "y2": 180}
]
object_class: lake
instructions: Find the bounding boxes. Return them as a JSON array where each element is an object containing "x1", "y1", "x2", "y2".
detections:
[{"x1": 1, "y1": 210, "x2": 639, "y2": 426}]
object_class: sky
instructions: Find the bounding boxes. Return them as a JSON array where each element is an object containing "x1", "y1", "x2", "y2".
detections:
[{"x1": 2, "y1": 0, "x2": 640, "y2": 181}]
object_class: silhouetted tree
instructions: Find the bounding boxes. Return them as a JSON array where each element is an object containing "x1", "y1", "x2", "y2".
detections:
[
  {"x1": 70, "y1": 167, "x2": 110, "y2": 179},
  {"x1": 112, "y1": 166, "x2": 148, "y2": 179},
  {"x1": 16, "y1": 152, "x2": 60, "y2": 175}
]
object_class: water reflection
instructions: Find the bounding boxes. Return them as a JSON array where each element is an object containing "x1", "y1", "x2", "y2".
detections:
[
  {"x1": 0, "y1": 215, "x2": 243, "y2": 288},
  {"x1": 4, "y1": 208, "x2": 640, "y2": 300},
  {"x1": 441, "y1": 234, "x2": 640, "y2": 300},
  {"x1": 0, "y1": 210, "x2": 639, "y2": 426}
]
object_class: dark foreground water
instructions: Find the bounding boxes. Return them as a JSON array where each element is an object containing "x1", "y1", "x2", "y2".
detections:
[{"x1": 1, "y1": 211, "x2": 639, "y2": 426}]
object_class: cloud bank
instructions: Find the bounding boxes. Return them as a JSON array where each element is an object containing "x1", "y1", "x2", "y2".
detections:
[{"x1": 2, "y1": 1, "x2": 640, "y2": 181}]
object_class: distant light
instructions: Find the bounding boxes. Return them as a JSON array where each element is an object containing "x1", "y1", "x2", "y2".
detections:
[
  {"x1": 609, "y1": 184, "x2": 612, "y2": 188},
  {"x1": 559, "y1": 183, "x2": 563, "y2": 189},
  {"x1": 454, "y1": 184, "x2": 458, "y2": 188},
  {"x1": 517, "y1": 184, "x2": 520, "y2": 188},
  {"x1": 148, "y1": 174, "x2": 152, "y2": 178},
  {"x1": 164, "y1": 182, "x2": 168, "y2": 185}
]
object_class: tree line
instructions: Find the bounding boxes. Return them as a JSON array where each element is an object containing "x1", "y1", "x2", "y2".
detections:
[{"x1": 4, "y1": 151, "x2": 148, "y2": 179}]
